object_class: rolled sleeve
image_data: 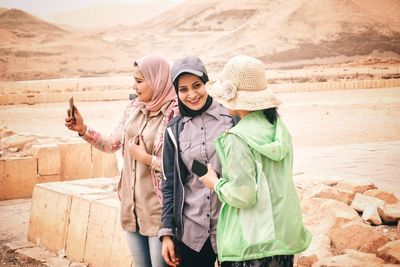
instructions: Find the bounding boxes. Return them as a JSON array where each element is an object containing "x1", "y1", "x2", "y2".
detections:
[{"x1": 158, "y1": 227, "x2": 174, "y2": 241}]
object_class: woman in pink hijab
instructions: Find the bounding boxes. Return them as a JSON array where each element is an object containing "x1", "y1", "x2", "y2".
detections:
[{"x1": 65, "y1": 54, "x2": 177, "y2": 267}]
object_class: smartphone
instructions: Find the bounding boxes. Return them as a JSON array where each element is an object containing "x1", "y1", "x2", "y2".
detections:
[
  {"x1": 191, "y1": 159, "x2": 208, "y2": 177},
  {"x1": 69, "y1": 97, "x2": 75, "y2": 122}
]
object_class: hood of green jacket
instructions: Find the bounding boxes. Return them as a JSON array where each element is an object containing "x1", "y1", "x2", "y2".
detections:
[{"x1": 229, "y1": 110, "x2": 292, "y2": 162}]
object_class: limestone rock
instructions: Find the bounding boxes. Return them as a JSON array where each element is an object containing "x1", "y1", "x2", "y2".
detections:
[
  {"x1": 32, "y1": 144, "x2": 61, "y2": 176},
  {"x1": 351, "y1": 193, "x2": 385, "y2": 213},
  {"x1": 312, "y1": 249, "x2": 385, "y2": 267},
  {"x1": 306, "y1": 184, "x2": 355, "y2": 205},
  {"x1": 330, "y1": 221, "x2": 390, "y2": 254},
  {"x1": 362, "y1": 205, "x2": 383, "y2": 225},
  {"x1": 378, "y1": 204, "x2": 400, "y2": 223},
  {"x1": 397, "y1": 221, "x2": 400, "y2": 240},
  {"x1": 0, "y1": 128, "x2": 16, "y2": 139},
  {"x1": 376, "y1": 240, "x2": 400, "y2": 264},
  {"x1": 297, "y1": 234, "x2": 332, "y2": 267},
  {"x1": 302, "y1": 198, "x2": 361, "y2": 236},
  {"x1": 336, "y1": 179, "x2": 377, "y2": 194},
  {"x1": 364, "y1": 189, "x2": 399, "y2": 204},
  {"x1": 1, "y1": 136, "x2": 37, "y2": 149}
]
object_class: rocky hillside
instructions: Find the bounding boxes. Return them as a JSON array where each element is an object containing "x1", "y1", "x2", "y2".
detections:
[
  {"x1": 102, "y1": 0, "x2": 400, "y2": 68},
  {"x1": 1, "y1": 0, "x2": 399, "y2": 80}
]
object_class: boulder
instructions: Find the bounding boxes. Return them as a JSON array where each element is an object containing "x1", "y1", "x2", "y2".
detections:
[
  {"x1": 362, "y1": 205, "x2": 382, "y2": 225},
  {"x1": 378, "y1": 204, "x2": 400, "y2": 223},
  {"x1": 330, "y1": 221, "x2": 390, "y2": 254},
  {"x1": 376, "y1": 240, "x2": 400, "y2": 264},
  {"x1": 336, "y1": 179, "x2": 377, "y2": 194},
  {"x1": 312, "y1": 249, "x2": 385, "y2": 267},
  {"x1": 297, "y1": 234, "x2": 332, "y2": 267},
  {"x1": 305, "y1": 184, "x2": 355, "y2": 205},
  {"x1": 351, "y1": 193, "x2": 385, "y2": 213},
  {"x1": 302, "y1": 198, "x2": 361, "y2": 236},
  {"x1": 0, "y1": 128, "x2": 15, "y2": 139},
  {"x1": 364, "y1": 189, "x2": 399, "y2": 204}
]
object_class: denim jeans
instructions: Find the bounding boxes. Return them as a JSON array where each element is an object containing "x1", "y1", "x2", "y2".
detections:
[{"x1": 125, "y1": 231, "x2": 167, "y2": 267}]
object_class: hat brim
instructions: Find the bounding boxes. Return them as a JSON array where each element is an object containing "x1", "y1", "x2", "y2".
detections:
[
  {"x1": 172, "y1": 69, "x2": 203, "y2": 82},
  {"x1": 206, "y1": 80, "x2": 281, "y2": 111}
]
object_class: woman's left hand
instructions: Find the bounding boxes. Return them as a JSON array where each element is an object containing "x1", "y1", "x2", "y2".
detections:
[
  {"x1": 129, "y1": 135, "x2": 151, "y2": 165},
  {"x1": 199, "y1": 164, "x2": 219, "y2": 190}
]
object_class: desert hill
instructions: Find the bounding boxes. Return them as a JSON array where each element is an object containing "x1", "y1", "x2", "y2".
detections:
[
  {"x1": 41, "y1": 1, "x2": 183, "y2": 29},
  {"x1": 0, "y1": 8, "x2": 65, "y2": 36},
  {"x1": 101, "y1": 0, "x2": 400, "y2": 69},
  {"x1": 0, "y1": 9, "x2": 131, "y2": 80},
  {"x1": 1, "y1": 0, "x2": 399, "y2": 81}
]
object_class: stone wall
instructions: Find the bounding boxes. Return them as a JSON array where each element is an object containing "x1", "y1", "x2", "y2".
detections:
[
  {"x1": 0, "y1": 142, "x2": 119, "y2": 200},
  {"x1": 1, "y1": 79, "x2": 399, "y2": 105}
]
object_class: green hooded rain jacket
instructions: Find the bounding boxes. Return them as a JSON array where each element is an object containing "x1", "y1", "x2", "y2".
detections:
[{"x1": 213, "y1": 110, "x2": 312, "y2": 262}]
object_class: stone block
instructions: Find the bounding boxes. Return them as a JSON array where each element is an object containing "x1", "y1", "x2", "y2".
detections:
[
  {"x1": 361, "y1": 206, "x2": 382, "y2": 225},
  {"x1": 28, "y1": 184, "x2": 72, "y2": 252},
  {"x1": 59, "y1": 142, "x2": 92, "y2": 180},
  {"x1": 351, "y1": 193, "x2": 385, "y2": 212},
  {"x1": 0, "y1": 157, "x2": 37, "y2": 200},
  {"x1": 7, "y1": 94, "x2": 15, "y2": 105},
  {"x1": 301, "y1": 198, "x2": 361, "y2": 236},
  {"x1": 378, "y1": 203, "x2": 400, "y2": 223},
  {"x1": 297, "y1": 234, "x2": 332, "y2": 267},
  {"x1": 109, "y1": 206, "x2": 133, "y2": 267},
  {"x1": 313, "y1": 249, "x2": 385, "y2": 267},
  {"x1": 28, "y1": 182, "x2": 106, "y2": 253},
  {"x1": 330, "y1": 221, "x2": 390, "y2": 254},
  {"x1": 66, "y1": 193, "x2": 114, "y2": 263},
  {"x1": 84, "y1": 198, "x2": 119, "y2": 267},
  {"x1": 32, "y1": 144, "x2": 61, "y2": 175},
  {"x1": 0, "y1": 95, "x2": 7, "y2": 105},
  {"x1": 37, "y1": 175, "x2": 62, "y2": 183},
  {"x1": 305, "y1": 184, "x2": 355, "y2": 205},
  {"x1": 376, "y1": 240, "x2": 400, "y2": 264},
  {"x1": 67, "y1": 176, "x2": 118, "y2": 191},
  {"x1": 336, "y1": 179, "x2": 377, "y2": 194},
  {"x1": 398, "y1": 221, "x2": 400, "y2": 240},
  {"x1": 0, "y1": 160, "x2": 4, "y2": 199},
  {"x1": 364, "y1": 189, "x2": 399, "y2": 204},
  {"x1": 91, "y1": 147, "x2": 119, "y2": 178}
]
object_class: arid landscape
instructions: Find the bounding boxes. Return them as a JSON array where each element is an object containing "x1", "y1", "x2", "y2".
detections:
[
  {"x1": 1, "y1": 0, "x2": 400, "y2": 266},
  {"x1": 0, "y1": 0, "x2": 400, "y2": 81}
]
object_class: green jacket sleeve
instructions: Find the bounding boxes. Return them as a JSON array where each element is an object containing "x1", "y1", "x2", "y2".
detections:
[{"x1": 214, "y1": 134, "x2": 258, "y2": 209}]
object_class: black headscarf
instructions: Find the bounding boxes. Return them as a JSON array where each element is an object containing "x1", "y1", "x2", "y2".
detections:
[{"x1": 173, "y1": 73, "x2": 213, "y2": 117}]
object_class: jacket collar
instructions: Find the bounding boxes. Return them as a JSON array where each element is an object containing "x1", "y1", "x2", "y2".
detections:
[{"x1": 182, "y1": 100, "x2": 221, "y2": 123}]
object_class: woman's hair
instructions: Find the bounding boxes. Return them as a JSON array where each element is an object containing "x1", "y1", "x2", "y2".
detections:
[{"x1": 262, "y1": 107, "x2": 279, "y2": 124}]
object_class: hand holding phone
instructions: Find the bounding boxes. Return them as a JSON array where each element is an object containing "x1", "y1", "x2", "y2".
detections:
[
  {"x1": 191, "y1": 159, "x2": 208, "y2": 177},
  {"x1": 191, "y1": 159, "x2": 220, "y2": 177}
]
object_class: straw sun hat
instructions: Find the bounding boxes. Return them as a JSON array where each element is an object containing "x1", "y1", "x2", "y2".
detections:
[{"x1": 206, "y1": 55, "x2": 281, "y2": 110}]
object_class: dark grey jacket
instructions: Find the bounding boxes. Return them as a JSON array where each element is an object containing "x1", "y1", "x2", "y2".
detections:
[{"x1": 160, "y1": 115, "x2": 187, "y2": 240}]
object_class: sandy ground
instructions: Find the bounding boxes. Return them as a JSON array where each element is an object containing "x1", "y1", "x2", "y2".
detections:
[{"x1": 1, "y1": 87, "x2": 399, "y2": 148}]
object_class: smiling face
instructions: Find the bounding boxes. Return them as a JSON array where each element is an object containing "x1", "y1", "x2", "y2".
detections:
[
  {"x1": 133, "y1": 65, "x2": 153, "y2": 103},
  {"x1": 177, "y1": 73, "x2": 208, "y2": 110}
]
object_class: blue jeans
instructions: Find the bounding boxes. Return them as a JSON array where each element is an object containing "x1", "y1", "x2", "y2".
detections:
[{"x1": 125, "y1": 231, "x2": 167, "y2": 267}]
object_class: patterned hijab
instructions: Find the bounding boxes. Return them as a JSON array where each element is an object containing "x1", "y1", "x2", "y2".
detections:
[{"x1": 135, "y1": 54, "x2": 176, "y2": 112}]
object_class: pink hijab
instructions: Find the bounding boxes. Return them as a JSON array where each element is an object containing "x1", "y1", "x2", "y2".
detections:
[{"x1": 135, "y1": 54, "x2": 176, "y2": 112}]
